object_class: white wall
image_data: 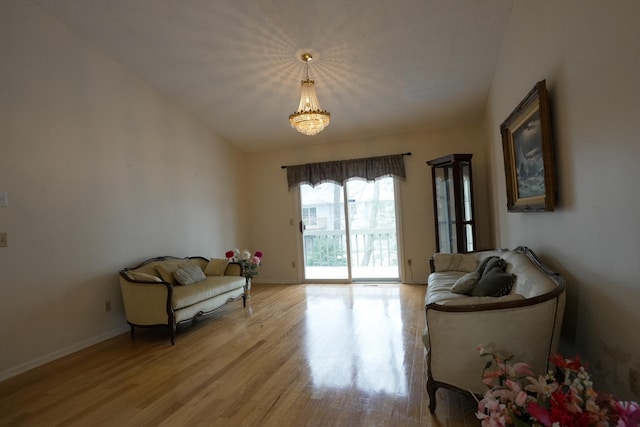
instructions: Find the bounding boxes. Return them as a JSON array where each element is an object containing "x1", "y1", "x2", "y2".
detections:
[
  {"x1": 0, "y1": 1, "x2": 244, "y2": 379},
  {"x1": 484, "y1": 0, "x2": 640, "y2": 399},
  {"x1": 245, "y1": 126, "x2": 493, "y2": 286}
]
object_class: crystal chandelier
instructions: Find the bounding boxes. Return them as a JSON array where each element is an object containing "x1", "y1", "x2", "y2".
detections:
[{"x1": 289, "y1": 53, "x2": 331, "y2": 136}]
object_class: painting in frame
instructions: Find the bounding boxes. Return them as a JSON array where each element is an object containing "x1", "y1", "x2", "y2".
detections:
[{"x1": 500, "y1": 80, "x2": 556, "y2": 212}]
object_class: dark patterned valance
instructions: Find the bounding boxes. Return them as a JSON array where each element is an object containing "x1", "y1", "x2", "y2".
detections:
[{"x1": 284, "y1": 154, "x2": 409, "y2": 189}]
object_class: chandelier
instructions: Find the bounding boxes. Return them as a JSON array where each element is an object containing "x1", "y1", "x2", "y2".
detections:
[{"x1": 289, "y1": 53, "x2": 331, "y2": 136}]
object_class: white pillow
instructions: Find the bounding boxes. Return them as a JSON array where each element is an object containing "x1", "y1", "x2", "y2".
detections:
[
  {"x1": 173, "y1": 264, "x2": 207, "y2": 286},
  {"x1": 432, "y1": 253, "x2": 478, "y2": 272},
  {"x1": 129, "y1": 272, "x2": 162, "y2": 282}
]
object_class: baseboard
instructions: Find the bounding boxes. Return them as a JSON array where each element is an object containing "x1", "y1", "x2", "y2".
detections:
[{"x1": 0, "y1": 325, "x2": 130, "y2": 382}]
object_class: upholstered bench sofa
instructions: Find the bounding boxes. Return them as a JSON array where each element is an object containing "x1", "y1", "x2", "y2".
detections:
[
  {"x1": 423, "y1": 246, "x2": 566, "y2": 413},
  {"x1": 119, "y1": 256, "x2": 246, "y2": 344}
]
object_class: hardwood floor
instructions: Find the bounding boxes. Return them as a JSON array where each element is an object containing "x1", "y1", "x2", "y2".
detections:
[{"x1": 0, "y1": 283, "x2": 479, "y2": 427}]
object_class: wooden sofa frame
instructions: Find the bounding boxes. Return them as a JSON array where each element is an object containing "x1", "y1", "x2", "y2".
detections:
[
  {"x1": 119, "y1": 256, "x2": 246, "y2": 345},
  {"x1": 425, "y1": 246, "x2": 566, "y2": 413}
]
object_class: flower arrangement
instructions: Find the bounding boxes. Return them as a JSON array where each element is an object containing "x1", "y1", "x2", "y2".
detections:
[
  {"x1": 225, "y1": 248, "x2": 263, "y2": 279},
  {"x1": 476, "y1": 345, "x2": 640, "y2": 427}
]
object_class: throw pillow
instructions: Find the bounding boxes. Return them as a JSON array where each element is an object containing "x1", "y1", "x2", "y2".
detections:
[
  {"x1": 471, "y1": 267, "x2": 516, "y2": 297},
  {"x1": 480, "y1": 257, "x2": 506, "y2": 277},
  {"x1": 155, "y1": 260, "x2": 186, "y2": 284},
  {"x1": 204, "y1": 258, "x2": 229, "y2": 276},
  {"x1": 432, "y1": 253, "x2": 478, "y2": 272},
  {"x1": 173, "y1": 264, "x2": 207, "y2": 286},
  {"x1": 129, "y1": 272, "x2": 162, "y2": 282},
  {"x1": 451, "y1": 272, "x2": 480, "y2": 295},
  {"x1": 475, "y1": 256, "x2": 498, "y2": 276}
]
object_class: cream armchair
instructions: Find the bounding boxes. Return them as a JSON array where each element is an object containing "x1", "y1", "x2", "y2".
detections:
[{"x1": 423, "y1": 246, "x2": 566, "y2": 413}]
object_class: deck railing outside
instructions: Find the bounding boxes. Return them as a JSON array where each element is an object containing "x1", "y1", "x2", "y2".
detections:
[{"x1": 303, "y1": 228, "x2": 399, "y2": 279}]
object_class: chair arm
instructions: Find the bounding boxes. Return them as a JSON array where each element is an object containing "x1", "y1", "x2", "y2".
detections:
[
  {"x1": 119, "y1": 275, "x2": 172, "y2": 326},
  {"x1": 426, "y1": 296, "x2": 563, "y2": 395},
  {"x1": 224, "y1": 262, "x2": 243, "y2": 277}
]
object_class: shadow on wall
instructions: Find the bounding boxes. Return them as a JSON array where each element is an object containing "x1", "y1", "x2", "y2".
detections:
[{"x1": 529, "y1": 248, "x2": 577, "y2": 356}]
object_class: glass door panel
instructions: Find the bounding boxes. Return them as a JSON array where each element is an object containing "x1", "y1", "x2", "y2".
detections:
[
  {"x1": 347, "y1": 177, "x2": 399, "y2": 280},
  {"x1": 299, "y1": 178, "x2": 400, "y2": 282},
  {"x1": 427, "y1": 154, "x2": 476, "y2": 253},
  {"x1": 300, "y1": 182, "x2": 349, "y2": 280},
  {"x1": 434, "y1": 168, "x2": 456, "y2": 253}
]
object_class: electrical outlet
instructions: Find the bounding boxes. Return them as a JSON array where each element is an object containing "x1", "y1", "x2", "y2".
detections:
[
  {"x1": 292, "y1": 261, "x2": 296, "y2": 268},
  {"x1": 407, "y1": 258, "x2": 412, "y2": 266},
  {"x1": 0, "y1": 232, "x2": 7, "y2": 247},
  {"x1": 631, "y1": 367, "x2": 640, "y2": 396},
  {"x1": 105, "y1": 300, "x2": 112, "y2": 312}
]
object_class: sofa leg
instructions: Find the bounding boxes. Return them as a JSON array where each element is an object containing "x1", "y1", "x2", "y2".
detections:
[
  {"x1": 130, "y1": 324, "x2": 135, "y2": 338},
  {"x1": 169, "y1": 325, "x2": 175, "y2": 345},
  {"x1": 427, "y1": 376, "x2": 437, "y2": 413},
  {"x1": 242, "y1": 294, "x2": 246, "y2": 307},
  {"x1": 168, "y1": 319, "x2": 176, "y2": 345}
]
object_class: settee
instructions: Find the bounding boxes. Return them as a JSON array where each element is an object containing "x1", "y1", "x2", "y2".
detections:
[
  {"x1": 119, "y1": 256, "x2": 246, "y2": 344},
  {"x1": 423, "y1": 246, "x2": 566, "y2": 413}
]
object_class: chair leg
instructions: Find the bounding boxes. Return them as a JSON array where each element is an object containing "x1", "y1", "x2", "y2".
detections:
[
  {"x1": 427, "y1": 375, "x2": 438, "y2": 413},
  {"x1": 169, "y1": 319, "x2": 176, "y2": 345}
]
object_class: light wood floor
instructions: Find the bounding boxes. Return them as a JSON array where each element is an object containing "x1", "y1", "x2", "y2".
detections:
[{"x1": 1, "y1": 283, "x2": 479, "y2": 427}]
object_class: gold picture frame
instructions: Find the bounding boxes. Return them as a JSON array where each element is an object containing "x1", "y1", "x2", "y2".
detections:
[{"x1": 500, "y1": 80, "x2": 556, "y2": 212}]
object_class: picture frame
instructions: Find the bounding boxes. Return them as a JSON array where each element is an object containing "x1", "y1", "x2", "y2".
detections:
[{"x1": 500, "y1": 80, "x2": 556, "y2": 212}]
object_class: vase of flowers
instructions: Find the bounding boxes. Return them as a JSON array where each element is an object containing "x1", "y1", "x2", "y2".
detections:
[
  {"x1": 475, "y1": 345, "x2": 640, "y2": 427},
  {"x1": 225, "y1": 249, "x2": 263, "y2": 297}
]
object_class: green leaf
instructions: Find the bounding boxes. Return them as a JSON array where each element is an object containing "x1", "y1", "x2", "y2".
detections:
[{"x1": 509, "y1": 412, "x2": 531, "y2": 427}]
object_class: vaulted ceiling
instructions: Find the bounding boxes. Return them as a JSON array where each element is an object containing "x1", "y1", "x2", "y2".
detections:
[{"x1": 32, "y1": 0, "x2": 514, "y2": 152}]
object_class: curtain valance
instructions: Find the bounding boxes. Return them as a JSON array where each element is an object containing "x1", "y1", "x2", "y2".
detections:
[{"x1": 284, "y1": 154, "x2": 408, "y2": 189}]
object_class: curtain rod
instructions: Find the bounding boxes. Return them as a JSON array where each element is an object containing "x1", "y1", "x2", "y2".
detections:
[{"x1": 280, "y1": 152, "x2": 412, "y2": 169}]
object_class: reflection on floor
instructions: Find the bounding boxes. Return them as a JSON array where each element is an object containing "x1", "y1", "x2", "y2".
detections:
[
  {"x1": 0, "y1": 283, "x2": 481, "y2": 426},
  {"x1": 304, "y1": 286, "x2": 407, "y2": 394}
]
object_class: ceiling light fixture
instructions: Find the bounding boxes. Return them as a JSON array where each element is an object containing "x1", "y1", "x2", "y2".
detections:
[{"x1": 289, "y1": 53, "x2": 331, "y2": 136}]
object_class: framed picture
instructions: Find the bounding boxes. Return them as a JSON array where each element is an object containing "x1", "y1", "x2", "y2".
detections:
[{"x1": 500, "y1": 80, "x2": 556, "y2": 212}]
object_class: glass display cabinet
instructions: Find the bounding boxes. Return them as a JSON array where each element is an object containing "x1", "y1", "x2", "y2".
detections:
[{"x1": 427, "y1": 154, "x2": 476, "y2": 253}]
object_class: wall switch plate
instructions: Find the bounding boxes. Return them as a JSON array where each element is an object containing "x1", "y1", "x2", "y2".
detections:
[
  {"x1": 0, "y1": 233, "x2": 7, "y2": 247},
  {"x1": 0, "y1": 192, "x2": 7, "y2": 207}
]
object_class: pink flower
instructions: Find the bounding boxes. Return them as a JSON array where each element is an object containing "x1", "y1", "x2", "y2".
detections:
[
  {"x1": 526, "y1": 375, "x2": 559, "y2": 396},
  {"x1": 550, "y1": 353, "x2": 587, "y2": 371},
  {"x1": 515, "y1": 390, "x2": 528, "y2": 407},
  {"x1": 506, "y1": 362, "x2": 534, "y2": 378},
  {"x1": 250, "y1": 256, "x2": 261, "y2": 265},
  {"x1": 617, "y1": 401, "x2": 640, "y2": 426},
  {"x1": 225, "y1": 250, "x2": 234, "y2": 258},
  {"x1": 477, "y1": 391, "x2": 509, "y2": 427},
  {"x1": 482, "y1": 368, "x2": 505, "y2": 386},
  {"x1": 479, "y1": 346, "x2": 640, "y2": 427},
  {"x1": 527, "y1": 401, "x2": 552, "y2": 426}
]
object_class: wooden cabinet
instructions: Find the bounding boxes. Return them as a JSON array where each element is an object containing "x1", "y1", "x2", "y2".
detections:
[{"x1": 427, "y1": 154, "x2": 476, "y2": 253}]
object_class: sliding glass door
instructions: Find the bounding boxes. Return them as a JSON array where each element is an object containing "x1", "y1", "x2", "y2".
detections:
[
  {"x1": 300, "y1": 182, "x2": 349, "y2": 280},
  {"x1": 300, "y1": 177, "x2": 400, "y2": 282}
]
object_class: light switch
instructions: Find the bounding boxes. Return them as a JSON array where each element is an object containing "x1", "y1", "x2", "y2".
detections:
[
  {"x1": 0, "y1": 192, "x2": 7, "y2": 207},
  {"x1": 0, "y1": 233, "x2": 7, "y2": 247}
]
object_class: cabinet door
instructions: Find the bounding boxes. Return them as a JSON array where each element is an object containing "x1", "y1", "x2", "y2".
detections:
[
  {"x1": 433, "y1": 167, "x2": 457, "y2": 253},
  {"x1": 427, "y1": 154, "x2": 476, "y2": 253},
  {"x1": 460, "y1": 162, "x2": 475, "y2": 252}
]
